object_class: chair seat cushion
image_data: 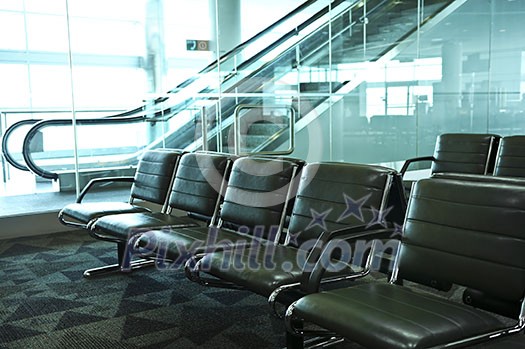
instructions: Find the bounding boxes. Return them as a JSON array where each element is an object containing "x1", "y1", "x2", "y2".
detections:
[
  {"x1": 61, "y1": 202, "x2": 150, "y2": 224},
  {"x1": 292, "y1": 283, "x2": 506, "y2": 349},
  {"x1": 136, "y1": 227, "x2": 257, "y2": 263},
  {"x1": 92, "y1": 212, "x2": 202, "y2": 240},
  {"x1": 202, "y1": 244, "x2": 304, "y2": 296},
  {"x1": 201, "y1": 244, "x2": 354, "y2": 297}
]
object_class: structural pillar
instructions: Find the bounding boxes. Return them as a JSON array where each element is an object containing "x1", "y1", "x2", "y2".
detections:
[
  {"x1": 209, "y1": 0, "x2": 242, "y2": 58},
  {"x1": 145, "y1": 0, "x2": 166, "y2": 95},
  {"x1": 441, "y1": 41, "x2": 462, "y2": 99},
  {"x1": 433, "y1": 41, "x2": 463, "y2": 131},
  {"x1": 144, "y1": 0, "x2": 167, "y2": 143}
]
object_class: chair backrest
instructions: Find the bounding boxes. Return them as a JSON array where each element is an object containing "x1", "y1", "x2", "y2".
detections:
[
  {"x1": 167, "y1": 152, "x2": 233, "y2": 223},
  {"x1": 287, "y1": 162, "x2": 405, "y2": 247},
  {"x1": 493, "y1": 135, "x2": 525, "y2": 177},
  {"x1": 431, "y1": 133, "x2": 500, "y2": 175},
  {"x1": 397, "y1": 177, "x2": 525, "y2": 305},
  {"x1": 130, "y1": 149, "x2": 184, "y2": 207},
  {"x1": 219, "y1": 156, "x2": 304, "y2": 241}
]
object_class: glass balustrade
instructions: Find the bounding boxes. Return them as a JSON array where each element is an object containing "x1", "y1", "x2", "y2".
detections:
[{"x1": 3, "y1": 0, "x2": 525, "y2": 200}]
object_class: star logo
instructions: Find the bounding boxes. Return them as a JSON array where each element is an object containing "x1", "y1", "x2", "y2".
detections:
[
  {"x1": 337, "y1": 193, "x2": 372, "y2": 223},
  {"x1": 285, "y1": 231, "x2": 301, "y2": 246},
  {"x1": 367, "y1": 206, "x2": 393, "y2": 228},
  {"x1": 390, "y1": 222, "x2": 404, "y2": 238},
  {"x1": 306, "y1": 208, "x2": 332, "y2": 231}
]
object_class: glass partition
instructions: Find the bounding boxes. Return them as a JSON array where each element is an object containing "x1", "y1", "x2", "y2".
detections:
[{"x1": 2, "y1": 0, "x2": 525, "y2": 201}]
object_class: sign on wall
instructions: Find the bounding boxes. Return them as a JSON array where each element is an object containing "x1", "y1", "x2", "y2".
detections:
[{"x1": 186, "y1": 40, "x2": 210, "y2": 51}]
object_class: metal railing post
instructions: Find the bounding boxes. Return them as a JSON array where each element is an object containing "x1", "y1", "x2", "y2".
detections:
[
  {"x1": 0, "y1": 111, "x2": 7, "y2": 183},
  {"x1": 201, "y1": 106, "x2": 208, "y2": 151}
]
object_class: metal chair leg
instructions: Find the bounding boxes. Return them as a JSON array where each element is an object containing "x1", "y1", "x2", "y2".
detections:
[{"x1": 83, "y1": 241, "x2": 156, "y2": 278}]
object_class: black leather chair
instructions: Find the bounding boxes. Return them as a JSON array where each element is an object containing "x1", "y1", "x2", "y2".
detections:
[
  {"x1": 493, "y1": 135, "x2": 525, "y2": 177},
  {"x1": 82, "y1": 151, "x2": 234, "y2": 277},
  {"x1": 58, "y1": 148, "x2": 184, "y2": 229},
  {"x1": 184, "y1": 162, "x2": 407, "y2": 315},
  {"x1": 285, "y1": 176, "x2": 525, "y2": 348},
  {"x1": 400, "y1": 133, "x2": 500, "y2": 181},
  {"x1": 433, "y1": 135, "x2": 525, "y2": 321},
  {"x1": 427, "y1": 135, "x2": 525, "y2": 183},
  {"x1": 460, "y1": 134, "x2": 525, "y2": 321},
  {"x1": 129, "y1": 156, "x2": 305, "y2": 273}
]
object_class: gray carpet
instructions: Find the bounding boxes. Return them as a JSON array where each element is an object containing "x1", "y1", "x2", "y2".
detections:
[
  {"x1": 1, "y1": 231, "x2": 523, "y2": 349},
  {"x1": 0, "y1": 231, "x2": 289, "y2": 348}
]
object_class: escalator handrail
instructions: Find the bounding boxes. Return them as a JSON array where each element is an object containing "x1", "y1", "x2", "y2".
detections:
[
  {"x1": 18, "y1": 0, "x2": 450, "y2": 179},
  {"x1": 15, "y1": 0, "x2": 353, "y2": 179},
  {"x1": 2, "y1": 119, "x2": 41, "y2": 171},
  {"x1": 371, "y1": 0, "x2": 456, "y2": 62},
  {"x1": 1, "y1": 99, "x2": 181, "y2": 172},
  {"x1": 22, "y1": 115, "x2": 149, "y2": 180},
  {"x1": 132, "y1": 0, "x2": 353, "y2": 122},
  {"x1": 143, "y1": 0, "x2": 354, "y2": 124},
  {"x1": 203, "y1": 0, "x2": 352, "y2": 85},
  {"x1": 167, "y1": 0, "x2": 321, "y2": 94},
  {"x1": 155, "y1": 0, "x2": 358, "y2": 126}
]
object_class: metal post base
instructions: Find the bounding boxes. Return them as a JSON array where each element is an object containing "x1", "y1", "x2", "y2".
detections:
[
  {"x1": 303, "y1": 336, "x2": 344, "y2": 348},
  {"x1": 83, "y1": 259, "x2": 155, "y2": 278}
]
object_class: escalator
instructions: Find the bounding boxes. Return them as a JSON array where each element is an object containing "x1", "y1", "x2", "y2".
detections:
[
  {"x1": 2, "y1": 0, "x2": 468, "y2": 189},
  {"x1": 1, "y1": 0, "x2": 328, "y2": 182}
]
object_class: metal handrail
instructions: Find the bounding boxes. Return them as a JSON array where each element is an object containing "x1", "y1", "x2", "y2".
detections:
[
  {"x1": 2, "y1": 1, "x2": 341, "y2": 176},
  {"x1": 1, "y1": 108, "x2": 128, "y2": 171},
  {"x1": 2, "y1": 119, "x2": 40, "y2": 171},
  {"x1": 9, "y1": 0, "x2": 462, "y2": 180},
  {"x1": 0, "y1": 103, "x2": 184, "y2": 174},
  {"x1": 22, "y1": 115, "x2": 148, "y2": 180},
  {"x1": 8, "y1": 1, "x2": 352, "y2": 179},
  {"x1": 167, "y1": 0, "x2": 323, "y2": 93}
]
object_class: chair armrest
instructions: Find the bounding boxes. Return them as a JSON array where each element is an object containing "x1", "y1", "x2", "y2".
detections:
[
  {"x1": 300, "y1": 223, "x2": 392, "y2": 272},
  {"x1": 400, "y1": 156, "x2": 435, "y2": 176},
  {"x1": 299, "y1": 226, "x2": 397, "y2": 294},
  {"x1": 76, "y1": 176, "x2": 134, "y2": 203}
]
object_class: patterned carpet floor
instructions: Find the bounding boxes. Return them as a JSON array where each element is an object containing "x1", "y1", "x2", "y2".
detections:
[
  {"x1": 1, "y1": 231, "x2": 524, "y2": 349},
  {"x1": 0, "y1": 231, "x2": 292, "y2": 349}
]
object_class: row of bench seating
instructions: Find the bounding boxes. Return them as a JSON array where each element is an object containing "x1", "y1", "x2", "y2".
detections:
[
  {"x1": 283, "y1": 133, "x2": 525, "y2": 348},
  {"x1": 286, "y1": 175, "x2": 525, "y2": 348},
  {"x1": 57, "y1": 134, "x2": 525, "y2": 348},
  {"x1": 401, "y1": 133, "x2": 525, "y2": 178},
  {"x1": 59, "y1": 150, "x2": 406, "y2": 286}
]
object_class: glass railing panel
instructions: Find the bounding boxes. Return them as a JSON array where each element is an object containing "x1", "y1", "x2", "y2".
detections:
[
  {"x1": 9, "y1": 0, "x2": 467, "y2": 184},
  {"x1": 211, "y1": 1, "x2": 337, "y2": 82},
  {"x1": 485, "y1": 0, "x2": 524, "y2": 137},
  {"x1": 196, "y1": 0, "x2": 461, "y2": 163},
  {"x1": 233, "y1": 103, "x2": 294, "y2": 155},
  {"x1": 154, "y1": 1, "x2": 357, "y2": 131},
  {"x1": 330, "y1": 0, "x2": 472, "y2": 165},
  {"x1": 218, "y1": 1, "x2": 341, "y2": 91}
]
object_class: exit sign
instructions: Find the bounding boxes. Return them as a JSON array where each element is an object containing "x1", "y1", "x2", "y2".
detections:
[{"x1": 186, "y1": 40, "x2": 210, "y2": 51}]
